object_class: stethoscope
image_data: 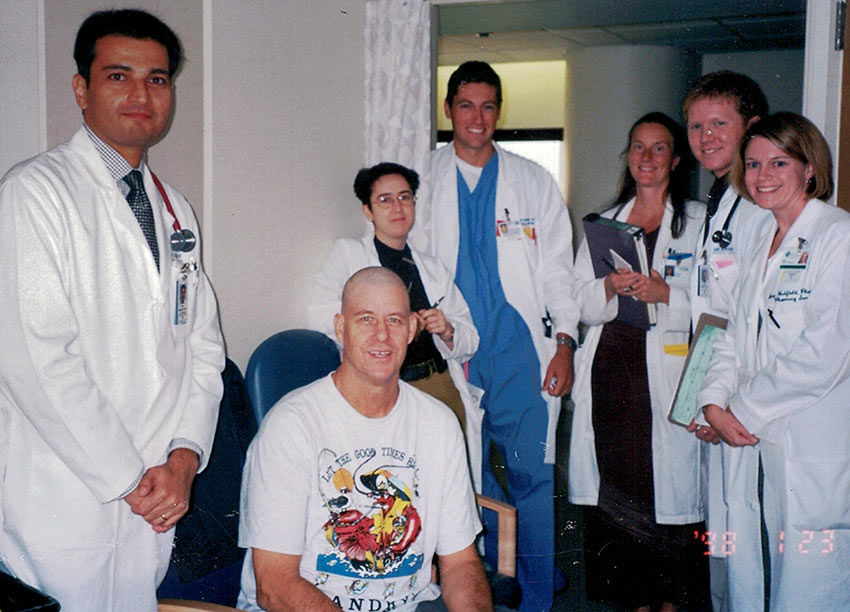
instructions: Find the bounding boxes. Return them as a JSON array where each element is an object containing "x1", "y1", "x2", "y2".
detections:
[
  {"x1": 150, "y1": 171, "x2": 197, "y2": 253},
  {"x1": 704, "y1": 193, "x2": 742, "y2": 249}
]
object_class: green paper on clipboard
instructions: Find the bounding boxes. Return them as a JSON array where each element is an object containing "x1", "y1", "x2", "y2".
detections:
[{"x1": 669, "y1": 313, "x2": 727, "y2": 426}]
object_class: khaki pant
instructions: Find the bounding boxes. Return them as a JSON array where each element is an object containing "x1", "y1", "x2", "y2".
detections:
[{"x1": 408, "y1": 368, "x2": 465, "y2": 438}]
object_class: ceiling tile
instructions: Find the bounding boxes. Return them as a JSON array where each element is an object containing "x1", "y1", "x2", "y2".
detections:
[
  {"x1": 547, "y1": 28, "x2": 629, "y2": 46},
  {"x1": 437, "y1": 0, "x2": 806, "y2": 63}
]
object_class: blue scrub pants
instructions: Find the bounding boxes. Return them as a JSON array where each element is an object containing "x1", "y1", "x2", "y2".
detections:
[
  {"x1": 453, "y1": 156, "x2": 555, "y2": 611},
  {"x1": 471, "y1": 342, "x2": 554, "y2": 612}
]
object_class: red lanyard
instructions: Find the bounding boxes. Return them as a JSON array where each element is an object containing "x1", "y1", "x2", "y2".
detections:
[{"x1": 149, "y1": 171, "x2": 181, "y2": 233}]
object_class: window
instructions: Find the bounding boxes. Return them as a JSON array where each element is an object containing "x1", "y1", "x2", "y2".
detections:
[{"x1": 436, "y1": 128, "x2": 564, "y2": 191}]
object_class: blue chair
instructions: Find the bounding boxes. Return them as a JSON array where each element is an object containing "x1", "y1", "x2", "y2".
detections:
[
  {"x1": 244, "y1": 329, "x2": 341, "y2": 422},
  {"x1": 157, "y1": 358, "x2": 256, "y2": 607}
]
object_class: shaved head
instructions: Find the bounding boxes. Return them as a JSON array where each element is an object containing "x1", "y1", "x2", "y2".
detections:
[
  {"x1": 341, "y1": 267, "x2": 410, "y2": 315},
  {"x1": 333, "y1": 267, "x2": 417, "y2": 400}
]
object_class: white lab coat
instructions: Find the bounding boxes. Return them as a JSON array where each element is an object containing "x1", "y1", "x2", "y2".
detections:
[
  {"x1": 411, "y1": 143, "x2": 579, "y2": 463},
  {"x1": 569, "y1": 197, "x2": 705, "y2": 524},
  {"x1": 689, "y1": 186, "x2": 771, "y2": 322},
  {"x1": 308, "y1": 234, "x2": 484, "y2": 487},
  {"x1": 0, "y1": 127, "x2": 225, "y2": 612},
  {"x1": 689, "y1": 186, "x2": 771, "y2": 611},
  {"x1": 699, "y1": 199, "x2": 850, "y2": 611}
]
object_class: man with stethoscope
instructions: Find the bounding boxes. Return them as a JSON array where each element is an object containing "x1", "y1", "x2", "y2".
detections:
[
  {"x1": 684, "y1": 71, "x2": 771, "y2": 321},
  {"x1": 0, "y1": 10, "x2": 224, "y2": 612},
  {"x1": 682, "y1": 71, "x2": 771, "y2": 612}
]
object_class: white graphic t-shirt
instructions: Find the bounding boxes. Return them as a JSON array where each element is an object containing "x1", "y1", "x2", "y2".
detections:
[{"x1": 238, "y1": 374, "x2": 480, "y2": 611}]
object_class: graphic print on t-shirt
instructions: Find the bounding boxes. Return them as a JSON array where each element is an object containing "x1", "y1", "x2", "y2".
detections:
[{"x1": 316, "y1": 445, "x2": 424, "y2": 584}]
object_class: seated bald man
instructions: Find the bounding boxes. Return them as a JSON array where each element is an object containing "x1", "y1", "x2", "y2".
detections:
[{"x1": 238, "y1": 267, "x2": 494, "y2": 611}]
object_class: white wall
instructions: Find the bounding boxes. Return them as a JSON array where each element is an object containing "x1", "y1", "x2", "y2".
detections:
[
  {"x1": 0, "y1": 0, "x2": 367, "y2": 371},
  {"x1": 0, "y1": 2, "x2": 44, "y2": 174},
  {"x1": 210, "y1": 1, "x2": 366, "y2": 368},
  {"x1": 565, "y1": 45, "x2": 700, "y2": 237},
  {"x1": 702, "y1": 49, "x2": 804, "y2": 115}
]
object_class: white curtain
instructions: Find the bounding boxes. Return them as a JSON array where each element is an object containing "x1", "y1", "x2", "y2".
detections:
[{"x1": 364, "y1": 0, "x2": 432, "y2": 191}]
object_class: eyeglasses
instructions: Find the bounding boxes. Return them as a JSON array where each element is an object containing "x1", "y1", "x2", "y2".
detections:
[{"x1": 372, "y1": 193, "x2": 416, "y2": 208}]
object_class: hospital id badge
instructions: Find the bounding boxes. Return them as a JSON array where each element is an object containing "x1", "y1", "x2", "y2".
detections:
[
  {"x1": 664, "y1": 250, "x2": 693, "y2": 281},
  {"x1": 778, "y1": 248, "x2": 807, "y2": 283},
  {"x1": 497, "y1": 218, "x2": 523, "y2": 240},
  {"x1": 697, "y1": 263, "x2": 710, "y2": 297},
  {"x1": 172, "y1": 256, "x2": 198, "y2": 326},
  {"x1": 174, "y1": 275, "x2": 189, "y2": 325}
]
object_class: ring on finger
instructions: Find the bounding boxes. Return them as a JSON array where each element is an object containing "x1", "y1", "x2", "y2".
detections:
[{"x1": 160, "y1": 514, "x2": 168, "y2": 521}]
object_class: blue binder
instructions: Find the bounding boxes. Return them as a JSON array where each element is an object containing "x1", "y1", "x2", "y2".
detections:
[{"x1": 582, "y1": 212, "x2": 656, "y2": 330}]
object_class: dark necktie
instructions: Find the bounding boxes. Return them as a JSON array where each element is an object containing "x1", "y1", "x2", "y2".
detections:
[
  {"x1": 702, "y1": 175, "x2": 729, "y2": 245},
  {"x1": 123, "y1": 170, "x2": 160, "y2": 270}
]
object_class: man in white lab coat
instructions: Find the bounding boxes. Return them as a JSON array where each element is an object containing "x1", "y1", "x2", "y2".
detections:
[
  {"x1": 411, "y1": 61, "x2": 579, "y2": 612},
  {"x1": 0, "y1": 10, "x2": 225, "y2": 612},
  {"x1": 683, "y1": 71, "x2": 770, "y2": 612}
]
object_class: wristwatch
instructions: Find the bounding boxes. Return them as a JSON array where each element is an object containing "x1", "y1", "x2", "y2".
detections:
[{"x1": 556, "y1": 334, "x2": 577, "y2": 352}]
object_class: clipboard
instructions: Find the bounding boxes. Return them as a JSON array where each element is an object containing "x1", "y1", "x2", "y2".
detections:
[
  {"x1": 668, "y1": 313, "x2": 728, "y2": 426},
  {"x1": 582, "y1": 212, "x2": 656, "y2": 329}
]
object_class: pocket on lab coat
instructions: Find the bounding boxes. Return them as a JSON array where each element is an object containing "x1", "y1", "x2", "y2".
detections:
[
  {"x1": 662, "y1": 330, "x2": 689, "y2": 357},
  {"x1": 787, "y1": 457, "x2": 850, "y2": 531},
  {"x1": 708, "y1": 259, "x2": 737, "y2": 313},
  {"x1": 765, "y1": 303, "x2": 805, "y2": 355}
]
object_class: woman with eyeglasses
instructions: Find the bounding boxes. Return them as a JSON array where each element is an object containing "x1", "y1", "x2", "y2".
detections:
[
  {"x1": 697, "y1": 112, "x2": 850, "y2": 610},
  {"x1": 568, "y1": 112, "x2": 709, "y2": 612},
  {"x1": 309, "y1": 162, "x2": 481, "y2": 457}
]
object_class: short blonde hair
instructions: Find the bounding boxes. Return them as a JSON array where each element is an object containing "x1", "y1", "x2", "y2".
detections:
[
  {"x1": 732, "y1": 112, "x2": 833, "y2": 202},
  {"x1": 682, "y1": 70, "x2": 767, "y2": 124}
]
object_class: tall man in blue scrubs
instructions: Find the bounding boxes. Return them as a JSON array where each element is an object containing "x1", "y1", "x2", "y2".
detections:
[{"x1": 411, "y1": 61, "x2": 579, "y2": 611}]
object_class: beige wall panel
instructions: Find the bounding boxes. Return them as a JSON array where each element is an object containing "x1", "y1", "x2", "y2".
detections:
[{"x1": 210, "y1": 1, "x2": 366, "y2": 368}]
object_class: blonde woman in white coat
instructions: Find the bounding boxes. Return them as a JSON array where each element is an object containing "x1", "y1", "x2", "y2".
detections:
[
  {"x1": 569, "y1": 113, "x2": 709, "y2": 612},
  {"x1": 698, "y1": 113, "x2": 850, "y2": 611}
]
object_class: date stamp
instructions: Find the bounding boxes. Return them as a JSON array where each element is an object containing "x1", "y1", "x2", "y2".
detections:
[{"x1": 693, "y1": 529, "x2": 836, "y2": 556}]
